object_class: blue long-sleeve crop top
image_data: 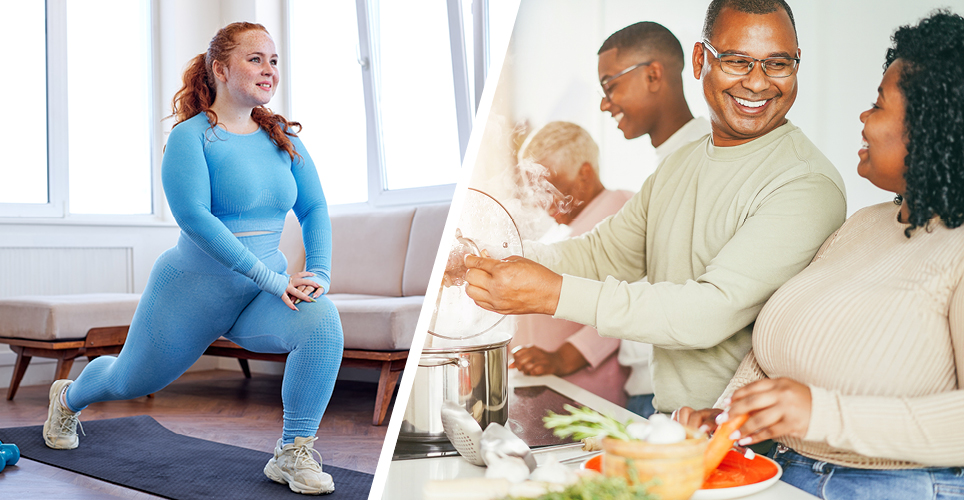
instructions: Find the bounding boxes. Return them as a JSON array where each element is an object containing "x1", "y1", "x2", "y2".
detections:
[{"x1": 161, "y1": 112, "x2": 332, "y2": 297}]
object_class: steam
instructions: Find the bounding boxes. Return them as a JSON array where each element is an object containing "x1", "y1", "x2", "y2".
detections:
[
  {"x1": 516, "y1": 158, "x2": 577, "y2": 220},
  {"x1": 494, "y1": 156, "x2": 582, "y2": 242}
]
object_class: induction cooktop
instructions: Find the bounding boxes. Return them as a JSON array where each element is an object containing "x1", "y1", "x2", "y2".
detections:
[{"x1": 392, "y1": 385, "x2": 582, "y2": 460}]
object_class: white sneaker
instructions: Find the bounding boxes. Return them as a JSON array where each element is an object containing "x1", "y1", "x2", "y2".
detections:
[
  {"x1": 42, "y1": 379, "x2": 83, "y2": 450},
  {"x1": 264, "y1": 436, "x2": 335, "y2": 495}
]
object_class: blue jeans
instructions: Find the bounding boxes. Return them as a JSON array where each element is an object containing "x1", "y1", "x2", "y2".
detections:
[
  {"x1": 626, "y1": 393, "x2": 656, "y2": 418},
  {"x1": 769, "y1": 445, "x2": 964, "y2": 500}
]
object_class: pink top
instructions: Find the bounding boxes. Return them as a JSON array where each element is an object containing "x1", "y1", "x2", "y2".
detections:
[{"x1": 512, "y1": 189, "x2": 633, "y2": 405}]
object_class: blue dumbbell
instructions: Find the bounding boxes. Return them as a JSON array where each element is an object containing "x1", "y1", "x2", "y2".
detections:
[{"x1": 0, "y1": 439, "x2": 19, "y2": 471}]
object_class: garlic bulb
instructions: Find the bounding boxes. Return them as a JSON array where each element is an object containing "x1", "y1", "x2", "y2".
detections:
[{"x1": 645, "y1": 414, "x2": 686, "y2": 444}]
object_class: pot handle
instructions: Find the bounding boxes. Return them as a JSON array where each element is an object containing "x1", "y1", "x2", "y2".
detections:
[{"x1": 418, "y1": 357, "x2": 469, "y2": 368}]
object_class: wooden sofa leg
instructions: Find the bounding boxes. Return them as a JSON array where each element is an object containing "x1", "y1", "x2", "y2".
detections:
[
  {"x1": 6, "y1": 346, "x2": 32, "y2": 401},
  {"x1": 373, "y1": 361, "x2": 401, "y2": 426},
  {"x1": 54, "y1": 355, "x2": 76, "y2": 381},
  {"x1": 237, "y1": 359, "x2": 252, "y2": 378}
]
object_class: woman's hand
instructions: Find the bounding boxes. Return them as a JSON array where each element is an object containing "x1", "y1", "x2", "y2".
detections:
[
  {"x1": 510, "y1": 343, "x2": 589, "y2": 376},
  {"x1": 674, "y1": 407, "x2": 724, "y2": 433},
  {"x1": 726, "y1": 377, "x2": 812, "y2": 445},
  {"x1": 282, "y1": 271, "x2": 324, "y2": 311}
]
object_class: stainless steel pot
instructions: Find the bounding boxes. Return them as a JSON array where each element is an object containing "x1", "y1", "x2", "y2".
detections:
[{"x1": 399, "y1": 338, "x2": 509, "y2": 442}]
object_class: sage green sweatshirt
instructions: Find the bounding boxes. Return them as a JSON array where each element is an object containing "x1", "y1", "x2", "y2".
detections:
[{"x1": 526, "y1": 121, "x2": 847, "y2": 412}]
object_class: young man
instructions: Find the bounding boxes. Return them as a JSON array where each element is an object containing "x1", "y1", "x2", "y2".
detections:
[
  {"x1": 598, "y1": 21, "x2": 711, "y2": 161},
  {"x1": 597, "y1": 21, "x2": 712, "y2": 417}
]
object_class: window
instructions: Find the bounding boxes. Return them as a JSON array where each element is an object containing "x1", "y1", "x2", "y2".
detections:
[
  {"x1": 0, "y1": 0, "x2": 155, "y2": 218},
  {"x1": 373, "y1": 0, "x2": 463, "y2": 193},
  {"x1": 288, "y1": 0, "x2": 509, "y2": 206},
  {"x1": 67, "y1": 0, "x2": 154, "y2": 215},
  {"x1": 0, "y1": 2, "x2": 49, "y2": 208},
  {"x1": 1, "y1": 1, "x2": 515, "y2": 215},
  {"x1": 287, "y1": 1, "x2": 369, "y2": 206}
]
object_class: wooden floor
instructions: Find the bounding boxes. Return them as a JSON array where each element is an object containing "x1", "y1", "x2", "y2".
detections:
[{"x1": 0, "y1": 369, "x2": 393, "y2": 499}]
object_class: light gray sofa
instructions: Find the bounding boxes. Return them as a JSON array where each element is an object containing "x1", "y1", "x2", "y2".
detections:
[
  {"x1": 281, "y1": 203, "x2": 449, "y2": 351},
  {"x1": 327, "y1": 204, "x2": 448, "y2": 351},
  {"x1": 216, "y1": 203, "x2": 450, "y2": 424}
]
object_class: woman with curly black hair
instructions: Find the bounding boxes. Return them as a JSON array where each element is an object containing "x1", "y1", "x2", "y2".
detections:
[{"x1": 677, "y1": 10, "x2": 964, "y2": 499}]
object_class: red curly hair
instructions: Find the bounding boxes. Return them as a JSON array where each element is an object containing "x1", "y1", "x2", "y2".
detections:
[{"x1": 170, "y1": 22, "x2": 302, "y2": 161}]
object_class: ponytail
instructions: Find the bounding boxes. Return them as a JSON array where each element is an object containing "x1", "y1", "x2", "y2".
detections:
[{"x1": 171, "y1": 53, "x2": 216, "y2": 127}]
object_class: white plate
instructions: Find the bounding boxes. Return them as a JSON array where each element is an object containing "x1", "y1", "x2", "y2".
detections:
[{"x1": 691, "y1": 455, "x2": 783, "y2": 500}]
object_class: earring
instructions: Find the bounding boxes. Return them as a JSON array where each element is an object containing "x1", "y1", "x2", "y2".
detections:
[{"x1": 893, "y1": 194, "x2": 903, "y2": 205}]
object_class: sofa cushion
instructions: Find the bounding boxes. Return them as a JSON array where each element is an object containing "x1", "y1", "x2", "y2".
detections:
[
  {"x1": 329, "y1": 207, "x2": 416, "y2": 297},
  {"x1": 402, "y1": 203, "x2": 450, "y2": 297},
  {"x1": 0, "y1": 294, "x2": 141, "y2": 341},
  {"x1": 279, "y1": 211, "x2": 306, "y2": 276},
  {"x1": 331, "y1": 295, "x2": 424, "y2": 351},
  {"x1": 326, "y1": 293, "x2": 394, "y2": 302}
]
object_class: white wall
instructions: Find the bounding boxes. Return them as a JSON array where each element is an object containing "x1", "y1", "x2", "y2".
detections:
[
  {"x1": 476, "y1": 0, "x2": 964, "y2": 216},
  {"x1": 790, "y1": 0, "x2": 964, "y2": 213}
]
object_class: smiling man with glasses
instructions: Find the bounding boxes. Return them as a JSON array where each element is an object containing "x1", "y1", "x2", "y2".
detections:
[
  {"x1": 462, "y1": 0, "x2": 846, "y2": 416},
  {"x1": 695, "y1": 0, "x2": 802, "y2": 145}
]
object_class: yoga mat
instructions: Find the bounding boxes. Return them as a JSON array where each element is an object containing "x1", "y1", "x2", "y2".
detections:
[{"x1": 0, "y1": 415, "x2": 373, "y2": 499}]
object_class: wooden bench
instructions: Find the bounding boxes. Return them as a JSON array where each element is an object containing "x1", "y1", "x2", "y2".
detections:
[
  {"x1": 2, "y1": 326, "x2": 130, "y2": 401},
  {"x1": 1, "y1": 326, "x2": 406, "y2": 425}
]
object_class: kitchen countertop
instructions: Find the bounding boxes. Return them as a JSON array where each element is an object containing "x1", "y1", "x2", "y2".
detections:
[{"x1": 382, "y1": 371, "x2": 819, "y2": 500}]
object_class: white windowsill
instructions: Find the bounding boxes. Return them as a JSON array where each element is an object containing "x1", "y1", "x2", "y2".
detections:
[{"x1": 0, "y1": 215, "x2": 179, "y2": 229}]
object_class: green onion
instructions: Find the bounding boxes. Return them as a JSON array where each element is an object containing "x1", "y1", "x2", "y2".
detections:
[{"x1": 542, "y1": 405, "x2": 635, "y2": 441}]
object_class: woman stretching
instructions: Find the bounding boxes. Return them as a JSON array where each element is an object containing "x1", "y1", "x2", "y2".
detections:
[
  {"x1": 677, "y1": 11, "x2": 964, "y2": 499},
  {"x1": 41, "y1": 22, "x2": 343, "y2": 495}
]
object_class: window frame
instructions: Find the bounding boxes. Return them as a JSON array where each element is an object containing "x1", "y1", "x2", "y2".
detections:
[{"x1": 0, "y1": 0, "x2": 165, "y2": 224}]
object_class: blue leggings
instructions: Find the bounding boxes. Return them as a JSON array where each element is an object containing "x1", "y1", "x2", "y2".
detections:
[{"x1": 64, "y1": 233, "x2": 344, "y2": 444}]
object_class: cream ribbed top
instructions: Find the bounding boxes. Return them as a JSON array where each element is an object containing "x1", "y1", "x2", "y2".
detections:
[{"x1": 720, "y1": 202, "x2": 964, "y2": 468}]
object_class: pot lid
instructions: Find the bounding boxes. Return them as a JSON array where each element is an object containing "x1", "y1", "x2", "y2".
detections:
[{"x1": 429, "y1": 188, "x2": 524, "y2": 341}]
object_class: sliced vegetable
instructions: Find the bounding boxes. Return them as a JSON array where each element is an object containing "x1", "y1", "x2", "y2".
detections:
[{"x1": 703, "y1": 413, "x2": 749, "y2": 480}]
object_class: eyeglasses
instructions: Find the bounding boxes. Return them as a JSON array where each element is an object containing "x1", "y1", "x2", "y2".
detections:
[
  {"x1": 700, "y1": 39, "x2": 799, "y2": 78},
  {"x1": 599, "y1": 60, "x2": 652, "y2": 101}
]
